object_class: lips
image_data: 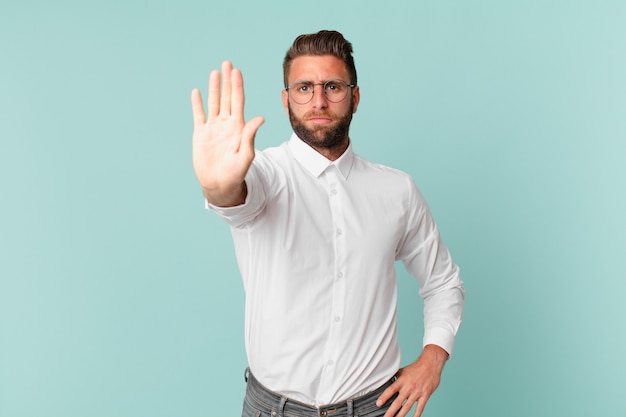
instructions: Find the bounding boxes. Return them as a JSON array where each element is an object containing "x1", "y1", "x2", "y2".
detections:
[{"x1": 306, "y1": 112, "x2": 335, "y2": 124}]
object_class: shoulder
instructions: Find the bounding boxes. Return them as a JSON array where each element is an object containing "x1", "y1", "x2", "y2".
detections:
[
  {"x1": 245, "y1": 142, "x2": 293, "y2": 196},
  {"x1": 352, "y1": 153, "x2": 427, "y2": 204},
  {"x1": 254, "y1": 141, "x2": 286, "y2": 158},
  {"x1": 252, "y1": 141, "x2": 292, "y2": 166},
  {"x1": 353, "y1": 153, "x2": 414, "y2": 183}
]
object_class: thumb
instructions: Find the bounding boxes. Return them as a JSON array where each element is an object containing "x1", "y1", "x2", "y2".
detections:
[{"x1": 240, "y1": 116, "x2": 265, "y2": 156}]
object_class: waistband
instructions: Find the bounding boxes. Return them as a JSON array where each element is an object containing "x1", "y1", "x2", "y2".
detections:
[{"x1": 243, "y1": 369, "x2": 398, "y2": 417}]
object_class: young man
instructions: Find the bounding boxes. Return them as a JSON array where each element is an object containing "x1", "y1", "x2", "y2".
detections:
[{"x1": 191, "y1": 30, "x2": 464, "y2": 417}]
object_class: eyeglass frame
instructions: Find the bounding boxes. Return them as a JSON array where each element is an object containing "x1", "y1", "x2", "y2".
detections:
[{"x1": 284, "y1": 79, "x2": 357, "y2": 104}]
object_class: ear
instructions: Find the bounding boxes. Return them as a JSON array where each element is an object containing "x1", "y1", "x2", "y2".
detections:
[
  {"x1": 351, "y1": 85, "x2": 360, "y2": 113},
  {"x1": 282, "y1": 89, "x2": 289, "y2": 114}
]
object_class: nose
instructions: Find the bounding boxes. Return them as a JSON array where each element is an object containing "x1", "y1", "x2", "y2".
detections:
[{"x1": 310, "y1": 85, "x2": 329, "y2": 109}]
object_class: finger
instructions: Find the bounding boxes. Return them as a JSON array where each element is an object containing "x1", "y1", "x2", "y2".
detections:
[
  {"x1": 240, "y1": 116, "x2": 265, "y2": 157},
  {"x1": 379, "y1": 385, "x2": 403, "y2": 417},
  {"x1": 220, "y1": 60, "x2": 233, "y2": 115},
  {"x1": 190, "y1": 88, "x2": 206, "y2": 126},
  {"x1": 413, "y1": 401, "x2": 426, "y2": 417},
  {"x1": 412, "y1": 393, "x2": 430, "y2": 417},
  {"x1": 377, "y1": 383, "x2": 399, "y2": 408},
  {"x1": 396, "y1": 397, "x2": 415, "y2": 417},
  {"x1": 382, "y1": 396, "x2": 404, "y2": 417},
  {"x1": 207, "y1": 69, "x2": 220, "y2": 118},
  {"x1": 231, "y1": 67, "x2": 245, "y2": 122}
]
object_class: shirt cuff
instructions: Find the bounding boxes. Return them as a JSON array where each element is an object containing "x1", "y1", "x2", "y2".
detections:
[
  {"x1": 204, "y1": 166, "x2": 265, "y2": 227},
  {"x1": 423, "y1": 326, "x2": 457, "y2": 357}
]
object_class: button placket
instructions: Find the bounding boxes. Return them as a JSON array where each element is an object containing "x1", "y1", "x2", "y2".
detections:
[{"x1": 318, "y1": 165, "x2": 347, "y2": 401}]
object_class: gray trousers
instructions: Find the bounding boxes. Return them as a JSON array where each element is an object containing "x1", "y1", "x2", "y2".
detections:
[{"x1": 241, "y1": 369, "x2": 398, "y2": 417}]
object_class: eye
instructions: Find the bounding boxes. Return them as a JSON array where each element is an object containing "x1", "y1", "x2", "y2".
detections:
[
  {"x1": 325, "y1": 81, "x2": 344, "y2": 93},
  {"x1": 296, "y1": 83, "x2": 311, "y2": 93}
]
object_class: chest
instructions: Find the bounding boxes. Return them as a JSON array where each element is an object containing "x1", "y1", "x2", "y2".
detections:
[{"x1": 262, "y1": 168, "x2": 408, "y2": 262}]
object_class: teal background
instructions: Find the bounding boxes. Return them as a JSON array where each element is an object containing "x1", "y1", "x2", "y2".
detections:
[{"x1": 1, "y1": 1, "x2": 625, "y2": 416}]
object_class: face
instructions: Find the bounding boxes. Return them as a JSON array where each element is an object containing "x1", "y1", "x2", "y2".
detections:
[{"x1": 282, "y1": 55, "x2": 360, "y2": 150}]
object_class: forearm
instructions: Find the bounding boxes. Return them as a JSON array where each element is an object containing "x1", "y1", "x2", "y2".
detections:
[{"x1": 423, "y1": 285, "x2": 464, "y2": 355}]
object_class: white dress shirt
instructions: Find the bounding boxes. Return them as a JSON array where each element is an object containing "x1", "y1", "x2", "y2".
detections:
[{"x1": 208, "y1": 133, "x2": 464, "y2": 406}]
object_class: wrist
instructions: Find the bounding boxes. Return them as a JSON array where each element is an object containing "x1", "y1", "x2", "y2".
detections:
[
  {"x1": 422, "y1": 344, "x2": 449, "y2": 369},
  {"x1": 204, "y1": 181, "x2": 247, "y2": 207}
]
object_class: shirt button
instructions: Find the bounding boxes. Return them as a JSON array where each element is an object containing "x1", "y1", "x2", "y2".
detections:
[
  {"x1": 330, "y1": 189, "x2": 337, "y2": 196},
  {"x1": 334, "y1": 316, "x2": 341, "y2": 322},
  {"x1": 327, "y1": 360, "x2": 334, "y2": 366},
  {"x1": 336, "y1": 228, "x2": 343, "y2": 236},
  {"x1": 337, "y1": 271, "x2": 343, "y2": 278}
]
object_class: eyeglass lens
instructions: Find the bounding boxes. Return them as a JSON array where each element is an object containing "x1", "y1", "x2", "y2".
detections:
[{"x1": 288, "y1": 80, "x2": 351, "y2": 104}]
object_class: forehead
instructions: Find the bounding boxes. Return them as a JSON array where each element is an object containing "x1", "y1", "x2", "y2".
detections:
[{"x1": 288, "y1": 55, "x2": 349, "y2": 83}]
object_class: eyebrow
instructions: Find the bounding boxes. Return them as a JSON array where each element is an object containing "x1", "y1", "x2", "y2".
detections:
[{"x1": 291, "y1": 79, "x2": 344, "y2": 85}]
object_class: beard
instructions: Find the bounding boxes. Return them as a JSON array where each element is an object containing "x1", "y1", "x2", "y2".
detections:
[{"x1": 288, "y1": 101, "x2": 354, "y2": 150}]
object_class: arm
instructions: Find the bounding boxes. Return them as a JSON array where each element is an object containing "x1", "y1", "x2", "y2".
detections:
[
  {"x1": 378, "y1": 177, "x2": 464, "y2": 417},
  {"x1": 191, "y1": 60, "x2": 264, "y2": 207}
]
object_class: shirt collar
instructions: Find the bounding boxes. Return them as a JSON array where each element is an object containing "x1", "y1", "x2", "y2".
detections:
[{"x1": 288, "y1": 132, "x2": 354, "y2": 179}]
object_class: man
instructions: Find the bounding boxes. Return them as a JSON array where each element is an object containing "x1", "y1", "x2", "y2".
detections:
[{"x1": 191, "y1": 30, "x2": 464, "y2": 417}]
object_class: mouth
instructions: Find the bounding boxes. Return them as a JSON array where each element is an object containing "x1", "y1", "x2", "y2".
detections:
[
  {"x1": 309, "y1": 118, "x2": 333, "y2": 125},
  {"x1": 307, "y1": 113, "x2": 335, "y2": 125}
]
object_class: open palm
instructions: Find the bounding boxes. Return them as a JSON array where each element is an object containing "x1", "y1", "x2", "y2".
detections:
[{"x1": 191, "y1": 61, "x2": 264, "y2": 207}]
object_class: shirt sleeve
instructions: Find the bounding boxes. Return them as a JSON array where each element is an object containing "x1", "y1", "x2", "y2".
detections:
[{"x1": 396, "y1": 175, "x2": 465, "y2": 356}]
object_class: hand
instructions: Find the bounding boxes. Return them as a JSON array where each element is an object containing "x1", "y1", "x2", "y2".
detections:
[
  {"x1": 377, "y1": 345, "x2": 449, "y2": 417},
  {"x1": 191, "y1": 60, "x2": 265, "y2": 207}
]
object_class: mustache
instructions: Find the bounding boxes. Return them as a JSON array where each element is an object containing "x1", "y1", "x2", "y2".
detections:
[{"x1": 304, "y1": 111, "x2": 338, "y2": 120}]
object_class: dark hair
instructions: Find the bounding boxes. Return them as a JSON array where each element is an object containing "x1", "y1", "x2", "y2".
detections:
[{"x1": 283, "y1": 30, "x2": 357, "y2": 87}]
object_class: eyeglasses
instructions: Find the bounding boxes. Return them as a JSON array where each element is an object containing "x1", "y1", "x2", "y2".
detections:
[{"x1": 285, "y1": 80, "x2": 356, "y2": 104}]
